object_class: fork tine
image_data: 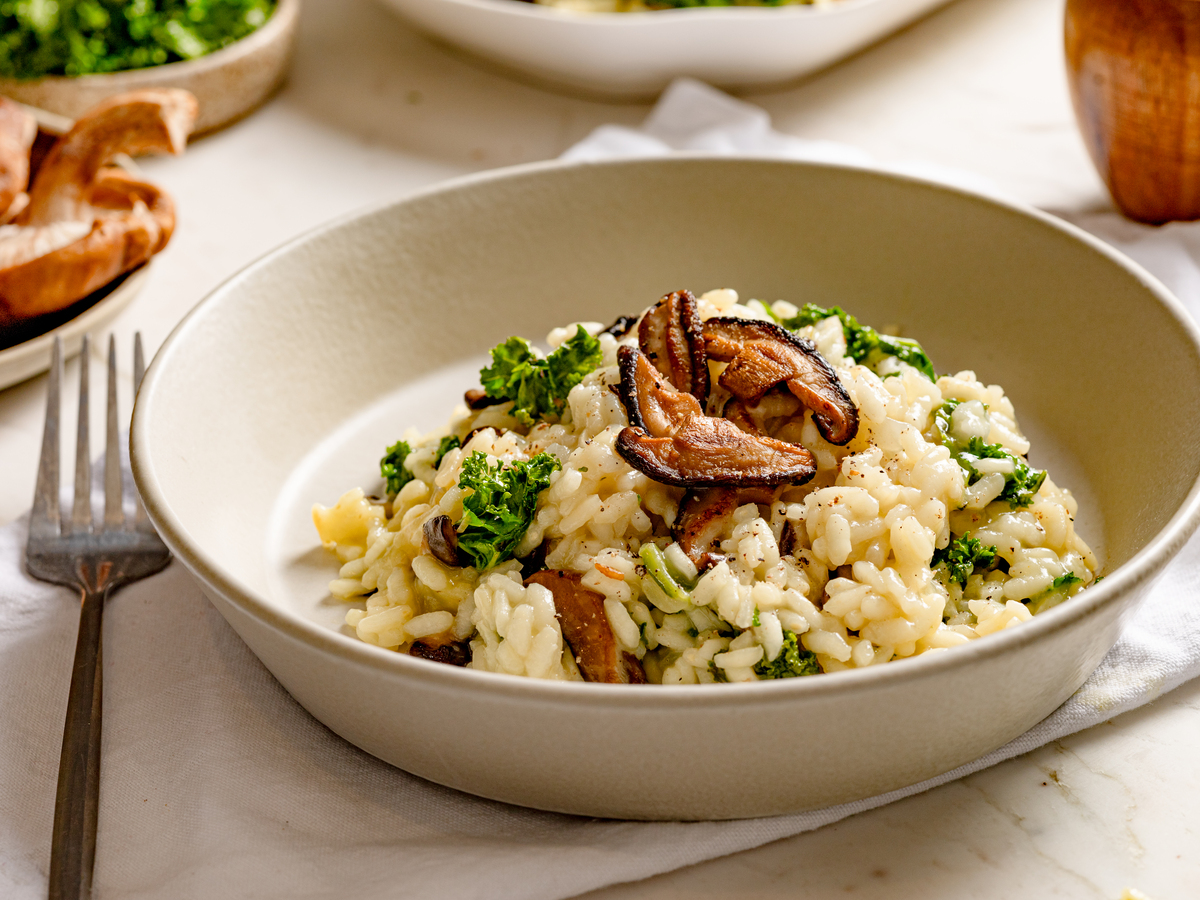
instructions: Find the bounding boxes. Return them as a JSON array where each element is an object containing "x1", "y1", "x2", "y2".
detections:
[
  {"x1": 134, "y1": 332, "x2": 145, "y2": 391},
  {"x1": 71, "y1": 335, "x2": 92, "y2": 533},
  {"x1": 104, "y1": 335, "x2": 123, "y2": 530},
  {"x1": 133, "y1": 333, "x2": 152, "y2": 531},
  {"x1": 30, "y1": 337, "x2": 62, "y2": 538}
]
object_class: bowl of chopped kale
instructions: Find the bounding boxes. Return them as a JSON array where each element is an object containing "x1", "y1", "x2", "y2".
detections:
[{"x1": 0, "y1": 0, "x2": 298, "y2": 134}]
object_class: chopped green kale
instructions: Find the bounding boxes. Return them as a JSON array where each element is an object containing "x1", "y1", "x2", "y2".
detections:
[
  {"x1": 933, "y1": 532, "x2": 998, "y2": 587},
  {"x1": 0, "y1": 0, "x2": 276, "y2": 79},
  {"x1": 754, "y1": 630, "x2": 820, "y2": 679},
  {"x1": 454, "y1": 451, "x2": 561, "y2": 571},
  {"x1": 1026, "y1": 572, "x2": 1084, "y2": 615},
  {"x1": 381, "y1": 440, "x2": 414, "y2": 496},
  {"x1": 433, "y1": 436, "x2": 461, "y2": 468},
  {"x1": 479, "y1": 326, "x2": 603, "y2": 428},
  {"x1": 781, "y1": 303, "x2": 936, "y2": 381},
  {"x1": 932, "y1": 400, "x2": 1047, "y2": 509}
]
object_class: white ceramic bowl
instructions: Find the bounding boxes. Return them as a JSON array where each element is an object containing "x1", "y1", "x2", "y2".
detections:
[
  {"x1": 377, "y1": 0, "x2": 951, "y2": 97},
  {"x1": 131, "y1": 157, "x2": 1200, "y2": 820},
  {"x1": 0, "y1": 0, "x2": 299, "y2": 135}
]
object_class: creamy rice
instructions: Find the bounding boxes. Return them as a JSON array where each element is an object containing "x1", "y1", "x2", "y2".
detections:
[{"x1": 313, "y1": 289, "x2": 1097, "y2": 683}]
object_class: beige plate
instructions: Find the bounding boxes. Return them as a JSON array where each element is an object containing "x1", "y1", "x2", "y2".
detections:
[
  {"x1": 131, "y1": 157, "x2": 1200, "y2": 820},
  {"x1": 0, "y1": 0, "x2": 299, "y2": 136}
]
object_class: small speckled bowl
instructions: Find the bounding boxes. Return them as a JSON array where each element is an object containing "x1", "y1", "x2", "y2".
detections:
[
  {"x1": 131, "y1": 157, "x2": 1200, "y2": 820},
  {"x1": 0, "y1": 0, "x2": 299, "y2": 136}
]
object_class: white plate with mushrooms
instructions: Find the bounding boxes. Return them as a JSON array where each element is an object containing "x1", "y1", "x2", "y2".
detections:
[
  {"x1": 132, "y1": 157, "x2": 1200, "y2": 820},
  {"x1": 0, "y1": 94, "x2": 196, "y2": 389}
]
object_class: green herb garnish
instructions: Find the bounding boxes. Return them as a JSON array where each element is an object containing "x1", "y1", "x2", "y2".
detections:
[
  {"x1": 781, "y1": 303, "x2": 936, "y2": 381},
  {"x1": 0, "y1": 0, "x2": 276, "y2": 79},
  {"x1": 1027, "y1": 572, "x2": 1084, "y2": 615},
  {"x1": 479, "y1": 325, "x2": 602, "y2": 428},
  {"x1": 933, "y1": 532, "x2": 998, "y2": 587},
  {"x1": 753, "y1": 630, "x2": 820, "y2": 679},
  {"x1": 455, "y1": 451, "x2": 561, "y2": 571},
  {"x1": 381, "y1": 440, "x2": 413, "y2": 497},
  {"x1": 933, "y1": 399, "x2": 1046, "y2": 509}
]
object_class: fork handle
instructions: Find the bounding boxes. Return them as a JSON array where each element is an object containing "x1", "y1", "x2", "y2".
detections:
[{"x1": 49, "y1": 587, "x2": 106, "y2": 900}]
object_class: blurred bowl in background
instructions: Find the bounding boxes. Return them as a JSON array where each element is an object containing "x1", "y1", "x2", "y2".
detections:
[
  {"x1": 377, "y1": 0, "x2": 954, "y2": 98},
  {"x1": 0, "y1": 0, "x2": 300, "y2": 136}
]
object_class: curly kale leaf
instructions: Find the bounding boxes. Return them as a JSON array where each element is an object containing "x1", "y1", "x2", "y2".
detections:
[
  {"x1": 455, "y1": 452, "x2": 561, "y2": 571},
  {"x1": 754, "y1": 630, "x2": 820, "y2": 679},
  {"x1": 780, "y1": 303, "x2": 936, "y2": 381},
  {"x1": 381, "y1": 440, "x2": 413, "y2": 496},
  {"x1": 0, "y1": 0, "x2": 276, "y2": 79},
  {"x1": 933, "y1": 532, "x2": 998, "y2": 587},
  {"x1": 479, "y1": 326, "x2": 602, "y2": 427},
  {"x1": 932, "y1": 400, "x2": 1047, "y2": 509}
]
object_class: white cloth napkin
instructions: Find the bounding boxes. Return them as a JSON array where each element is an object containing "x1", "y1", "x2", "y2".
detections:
[{"x1": 5, "y1": 79, "x2": 1200, "y2": 900}]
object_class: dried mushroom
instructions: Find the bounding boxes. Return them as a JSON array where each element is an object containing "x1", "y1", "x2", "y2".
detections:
[
  {"x1": 409, "y1": 637, "x2": 472, "y2": 667},
  {"x1": 615, "y1": 345, "x2": 816, "y2": 488},
  {"x1": 637, "y1": 289, "x2": 709, "y2": 404},
  {"x1": 0, "y1": 89, "x2": 197, "y2": 326},
  {"x1": 525, "y1": 569, "x2": 646, "y2": 684},
  {"x1": 702, "y1": 318, "x2": 859, "y2": 445}
]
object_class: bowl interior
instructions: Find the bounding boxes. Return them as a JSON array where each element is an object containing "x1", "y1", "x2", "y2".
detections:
[{"x1": 135, "y1": 157, "x2": 1200, "y2": 648}]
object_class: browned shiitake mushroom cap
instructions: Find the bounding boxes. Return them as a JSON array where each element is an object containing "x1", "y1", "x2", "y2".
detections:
[
  {"x1": 702, "y1": 317, "x2": 859, "y2": 445},
  {"x1": 638, "y1": 288, "x2": 709, "y2": 404},
  {"x1": 0, "y1": 89, "x2": 197, "y2": 326},
  {"x1": 615, "y1": 345, "x2": 817, "y2": 488},
  {"x1": 525, "y1": 569, "x2": 646, "y2": 684}
]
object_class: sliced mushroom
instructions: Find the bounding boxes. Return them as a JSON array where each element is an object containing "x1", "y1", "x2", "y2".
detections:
[
  {"x1": 410, "y1": 637, "x2": 472, "y2": 667},
  {"x1": 0, "y1": 99, "x2": 36, "y2": 222},
  {"x1": 464, "y1": 388, "x2": 506, "y2": 410},
  {"x1": 673, "y1": 485, "x2": 776, "y2": 570},
  {"x1": 603, "y1": 314, "x2": 638, "y2": 338},
  {"x1": 638, "y1": 289, "x2": 709, "y2": 403},
  {"x1": 0, "y1": 89, "x2": 197, "y2": 326},
  {"x1": 525, "y1": 569, "x2": 646, "y2": 684},
  {"x1": 423, "y1": 514, "x2": 461, "y2": 567},
  {"x1": 702, "y1": 318, "x2": 859, "y2": 445},
  {"x1": 616, "y1": 346, "x2": 816, "y2": 488}
]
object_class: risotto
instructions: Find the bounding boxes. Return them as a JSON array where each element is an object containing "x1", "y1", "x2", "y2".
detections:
[{"x1": 312, "y1": 289, "x2": 1097, "y2": 684}]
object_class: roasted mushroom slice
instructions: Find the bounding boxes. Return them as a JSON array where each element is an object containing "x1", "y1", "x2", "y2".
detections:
[
  {"x1": 0, "y1": 98, "x2": 36, "y2": 222},
  {"x1": 674, "y1": 485, "x2": 776, "y2": 570},
  {"x1": 464, "y1": 388, "x2": 506, "y2": 410},
  {"x1": 638, "y1": 289, "x2": 709, "y2": 403},
  {"x1": 616, "y1": 346, "x2": 816, "y2": 488},
  {"x1": 702, "y1": 318, "x2": 859, "y2": 445},
  {"x1": 525, "y1": 570, "x2": 646, "y2": 684},
  {"x1": 603, "y1": 314, "x2": 638, "y2": 338},
  {"x1": 423, "y1": 514, "x2": 461, "y2": 567},
  {"x1": 0, "y1": 89, "x2": 197, "y2": 326},
  {"x1": 410, "y1": 636, "x2": 472, "y2": 667}
]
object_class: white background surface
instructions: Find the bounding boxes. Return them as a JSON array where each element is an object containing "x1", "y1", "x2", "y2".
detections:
[{"x1": 1, "y1": 0, "x2": 1195, "y2": 896}]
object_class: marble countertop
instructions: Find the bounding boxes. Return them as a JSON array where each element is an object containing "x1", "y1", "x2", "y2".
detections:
[{"x1": 1, "y1": 0, "x2": 1195, "y2": 896}]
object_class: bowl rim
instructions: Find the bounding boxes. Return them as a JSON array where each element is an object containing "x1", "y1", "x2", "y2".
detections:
[
  {"x1": 131, "y1": 154, "x2": 1200, "y2": 710},
  {"x1": 0, "y1": 0, "x2": 299, "y2": 87},
  {"x1": 392, "y1": 0, "x2": 887, "y2": 24}
]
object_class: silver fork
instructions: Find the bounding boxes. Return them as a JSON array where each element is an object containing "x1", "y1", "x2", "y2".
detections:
[{"x1": 26, "y1": 334, "x2": 171, "y2": 900}]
